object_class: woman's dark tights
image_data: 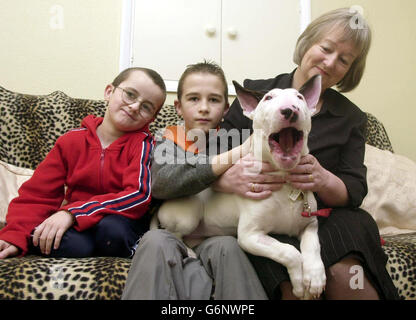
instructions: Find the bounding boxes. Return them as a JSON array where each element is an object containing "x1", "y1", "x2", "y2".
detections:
[{"x1": 280, "y1": 256, "x2": 380, "y2": 300}]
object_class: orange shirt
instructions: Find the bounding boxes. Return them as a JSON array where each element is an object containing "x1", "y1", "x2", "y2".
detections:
[
  {"x1": 163, "y1": 125, "x2": 220, "y2": 154},
  {"x1": 163, "y1": 125, "x2": 199, "y2": 153}
]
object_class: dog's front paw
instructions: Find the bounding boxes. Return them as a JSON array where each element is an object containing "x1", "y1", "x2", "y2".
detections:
[
  {"x1": 302, "y1": 259, "x2": 326, "y2": 299},
  {"x1": 285, "y1": 252, "x2": 305, "y2": 298}
]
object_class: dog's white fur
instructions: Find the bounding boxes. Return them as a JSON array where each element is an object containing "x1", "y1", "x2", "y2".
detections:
[{"x1": 152, "y1": 75, "x2": 326, "y2": 299}]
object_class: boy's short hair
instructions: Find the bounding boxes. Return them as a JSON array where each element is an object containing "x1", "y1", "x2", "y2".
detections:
[
  {"x1": 112, "y1": 67, "x2": 167, "y2": 108},
  {"x1": 293, "y1": 7, "x2": 372, "y2": 92},
  {"x1": 177, "y1": 60, "x2": 228, "y2": 101}
]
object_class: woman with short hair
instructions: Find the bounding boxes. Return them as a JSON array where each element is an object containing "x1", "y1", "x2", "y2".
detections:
[{"x1": 217, "y1": 8, "x2": 399, "y2": 300}]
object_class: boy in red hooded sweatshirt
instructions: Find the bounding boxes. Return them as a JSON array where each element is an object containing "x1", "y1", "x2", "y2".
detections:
[{"x1": 0, "y1": 67, "x2": 166, "y2": 259}]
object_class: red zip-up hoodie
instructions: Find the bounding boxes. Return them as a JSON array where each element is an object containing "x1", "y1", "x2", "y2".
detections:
[{"x1": 0, "y1": 115, "x2": 154, "y2": 255}]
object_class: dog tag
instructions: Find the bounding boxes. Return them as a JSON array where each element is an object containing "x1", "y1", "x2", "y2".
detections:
[
  {"x1": 289, "y1": 189, "x2": 302, "y2": 202},
  {"x1": 303, "y1": 202, "x2": 312, "y2": 217}
]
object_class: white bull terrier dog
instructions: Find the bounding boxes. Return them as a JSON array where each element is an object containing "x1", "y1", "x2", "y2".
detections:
[{"x1": 153, "y1": 75, "x2": 328, "y2": 299}]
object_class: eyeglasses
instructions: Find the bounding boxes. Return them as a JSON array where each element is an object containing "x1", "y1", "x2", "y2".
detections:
[{"x1": 115, "y1": 87, "x2": 156, "y2": 119}]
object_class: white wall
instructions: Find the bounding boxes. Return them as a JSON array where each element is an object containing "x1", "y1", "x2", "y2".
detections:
[{"x1": 0, "y1": 0, "x2": 121, "y2": 99}]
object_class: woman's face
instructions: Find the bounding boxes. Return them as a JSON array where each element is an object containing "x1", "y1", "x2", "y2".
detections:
[{"x1": 298, "y1": 28, "x2": 359, "y2": 91}]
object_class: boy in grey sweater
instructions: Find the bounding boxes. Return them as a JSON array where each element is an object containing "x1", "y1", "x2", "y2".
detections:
[{"x1": 122, "y1": 61, "x2": 267, "y2": 300}]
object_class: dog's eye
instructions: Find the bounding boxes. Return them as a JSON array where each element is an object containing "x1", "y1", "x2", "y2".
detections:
[
  {"x1": 297, "y1": 94, "x2": 304, "y2": 100},
  {"x1": 265, "y1": 95, "x2": 273, "y2": 101}
]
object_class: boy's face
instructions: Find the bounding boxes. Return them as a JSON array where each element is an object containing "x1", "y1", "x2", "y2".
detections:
[
  {"x1": 175, "y1": 72, "x2": 229, "y2": 134},
  {"x1": 104, "y1": 70, "x2": 165, "y2": 133}
]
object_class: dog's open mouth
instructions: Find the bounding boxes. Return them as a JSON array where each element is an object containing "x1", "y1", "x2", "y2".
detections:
[{"x1": 268, "y1": 127, "x2": 304, "y2": 162}]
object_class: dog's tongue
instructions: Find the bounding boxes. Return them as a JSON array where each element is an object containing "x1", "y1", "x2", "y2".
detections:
[
  {"x1": 269, "y1": 128, "x2": 303, "y2": 170},
  {"x1": 280, "y1": 128, "x2": 294, "y2": 154}
]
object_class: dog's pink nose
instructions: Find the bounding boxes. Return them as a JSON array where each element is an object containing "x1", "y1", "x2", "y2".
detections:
[{"x1": 281, "y1": 107, "x2": 298, "y2": 123}]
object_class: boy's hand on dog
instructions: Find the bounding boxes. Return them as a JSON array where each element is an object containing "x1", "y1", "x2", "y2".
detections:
[
  {"x1": 32, "y1": 210, "x2": 75, "y2": 255},
  {"x1": 212, "y1": 153, "x2": 286, "y2": 199},
  {"x1": 0, "y1": 240, "x2": 19, "y2": 259}
]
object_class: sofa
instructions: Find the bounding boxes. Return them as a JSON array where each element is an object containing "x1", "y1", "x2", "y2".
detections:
[{"x1": 0, "y1": 85, "x2": 415, "y2": 300}]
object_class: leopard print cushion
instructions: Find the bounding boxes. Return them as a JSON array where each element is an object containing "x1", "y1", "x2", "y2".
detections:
[
  {"x1": 149, "y1": 104, "x2": 183, "y2": 139},
  {"x1": 0, "y1": 233, "x2": 414, "y2": 300},
  {"x1": 365, "y1": 112, "x2": 394, "y2": 153},
  {"x1": 0, "y1": 255, "x2": 131, "y2": 299},
  {"x1": 383, "y1": 232, "x2": 416, "y2": 300},
  {"x1": 0, "y1": 86, "x2": 107, "y2": 170},
  {"x1": 0, "y1": 86, "x2": 415, "y2": 300}
]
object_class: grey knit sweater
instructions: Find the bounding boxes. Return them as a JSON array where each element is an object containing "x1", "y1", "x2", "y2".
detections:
[{"x1": 151, "y1": 138, "x2": 217, "y2": 199}]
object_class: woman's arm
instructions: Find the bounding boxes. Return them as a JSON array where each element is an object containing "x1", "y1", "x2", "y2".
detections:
[{"x1": 286, "y1": 154, "x2": 349, "y2": 207}]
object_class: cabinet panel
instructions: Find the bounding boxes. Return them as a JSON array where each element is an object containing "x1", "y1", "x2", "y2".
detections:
[
  {"x1": 131, "y1": 0, "x2": 304, "y2": 91},
  {"x1": 133, "y1": 0, "x2": 221, "y2": 82},
  {"x1": 222, "y1": 0, "x2": 300, "y2": 84}
]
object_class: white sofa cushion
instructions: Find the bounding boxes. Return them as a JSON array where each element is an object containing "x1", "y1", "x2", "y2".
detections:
[
  {"x1": 361, "y1": 144, "x2": 416, "y2": 235},
  {"x1": 0, "y1": 160, "x2": 33, "y2": 224}
]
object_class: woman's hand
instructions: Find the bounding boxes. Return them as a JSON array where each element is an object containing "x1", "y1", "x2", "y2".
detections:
[
  {"x1": 212, "y1": 153, "x2": 286, "y2": 200},
  {"x1": 285, "y1": 154, "x2": 329, "y2": 192},
  {"x1": 286, "y1": 154, "x2": 349, "y2": 207},
  {"x1": 0, "y1": 240, "x2": 19, "y2": 259},
  {"x1": 32, "y1": 210, "x2": 74, "y2": 255}
]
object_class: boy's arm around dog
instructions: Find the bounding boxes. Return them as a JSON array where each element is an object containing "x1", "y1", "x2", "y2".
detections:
[
  {"x1": 151, "y1": 134, "x2": 251, "y2": 200},
  {"x1": 151, "y1": 138, "x2": 217, "y2": 200}
]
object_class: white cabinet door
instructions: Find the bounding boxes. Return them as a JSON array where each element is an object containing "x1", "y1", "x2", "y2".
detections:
[
  {"x1": 133, "y1": 0, "x2": 221, "y2": 84},
  {"x1": 131, "y1": 0, "x2": 305, "y2": 92},
  {"x1": 221, "y1": 0, "x2": 300, "y2": 85}
]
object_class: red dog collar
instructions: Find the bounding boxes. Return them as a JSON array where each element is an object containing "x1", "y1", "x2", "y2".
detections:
[{"x1": 301, "y1": 208, "x2": 332, "y2": 218}]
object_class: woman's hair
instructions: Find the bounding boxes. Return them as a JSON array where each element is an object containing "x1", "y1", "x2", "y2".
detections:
[
  {"x1": 177, "y1": 60, "x2": 228, "y2": 102},
  {"x1": 112, "y1": 67, "x2": 167, "y2": 106},
  {"x1": 293, "y1": 7, "x2": 372, "y2": 92}
]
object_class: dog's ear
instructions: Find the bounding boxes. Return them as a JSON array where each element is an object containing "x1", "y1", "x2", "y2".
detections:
[
  {"x1": 232, "y1": 81, "x2": 265, "y2": 119},
  {"x1": 299, "y1": 75, "x2": 321, "y2": 111}
]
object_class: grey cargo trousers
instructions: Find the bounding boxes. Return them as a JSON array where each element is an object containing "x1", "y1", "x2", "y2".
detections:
[{"x1": 122, "y1": 229, "x2": 267, "y2": 300}]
